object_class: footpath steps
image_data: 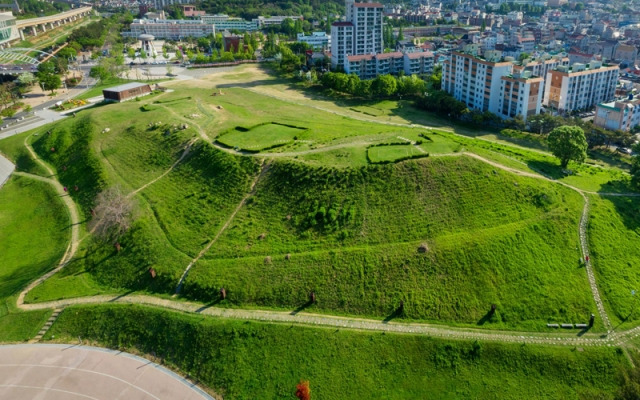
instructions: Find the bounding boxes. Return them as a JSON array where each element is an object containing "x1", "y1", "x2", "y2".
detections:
[{"x1": 29, "y1": 308, "x2": 64, "y2": 343}]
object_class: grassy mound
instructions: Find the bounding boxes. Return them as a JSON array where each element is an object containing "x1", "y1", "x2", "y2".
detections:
[
  {"x1": 182, "y1": 156, "x2": 594, "y2": 329},
  {"x1": 46, "y1": 304, "x2": 627, "y2": 399},
  {"x1": 141, "y1": 142, "x2": 259, "y2": 255},
  {"x1": 588, "y1": 195, "x2": 640, "y2": 326},
  {"x1": 31, "y1": 116, "x2": 107, "y2": 214},
  {"x1": 0, "y1": 175, "x2": 68, "y2": 340}
]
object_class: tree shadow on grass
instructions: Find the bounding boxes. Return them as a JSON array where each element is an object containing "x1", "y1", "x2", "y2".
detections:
[
  {"x1": 477, "y1": 309, "x2": 496, "y2": 326},
  {"x1": 290, "y1": 300, "x2": 313, "y2": 316},
  {"x1": 195, "y1": 298, "x2": 221, "y2": 313},
  {"x1": 382, "y1": 308, "x2": 403, "y2": 324}
]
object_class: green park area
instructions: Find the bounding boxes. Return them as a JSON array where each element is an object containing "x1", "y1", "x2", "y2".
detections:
[
  {"x1": 0, "y1": 175, "x2": 67, "y2": 341},
  {"x1": 1, "y1": 65, "x2": 640, "y2": 397}
]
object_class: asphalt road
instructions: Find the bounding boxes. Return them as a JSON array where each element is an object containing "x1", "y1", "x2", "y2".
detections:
[{"x1": 0, "y1": 344, "x2": 213, "y2": 400}]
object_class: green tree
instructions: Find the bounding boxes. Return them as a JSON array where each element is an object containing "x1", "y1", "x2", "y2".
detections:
[
  {"x1": 39, "y1": 73, "x2": 61, "y2": 93},
  {"x1": 547, "y1": 126, "x2": 588, "y2": 168},
  {"x1": 17, "y1": 72, "x2": 36, "y2": 87},
  {"x1": 89, "y1": 65, "x2": 110, "y2": 82},
  {"x1": 127, "y1": 47, "x2": 135, "y2": 59},
  {"x1": 371, "y1": 74, "x2": 398, "y2": 97}
]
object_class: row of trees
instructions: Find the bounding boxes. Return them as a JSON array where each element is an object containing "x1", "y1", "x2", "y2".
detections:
[{"x1": 320, "y1": 72, "x2": 427, "y2": 98}]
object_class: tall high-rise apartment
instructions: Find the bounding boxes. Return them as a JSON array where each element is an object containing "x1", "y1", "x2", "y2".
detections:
[{"x1": 331, "y1": 0, "x2": 384, "y2": 70}]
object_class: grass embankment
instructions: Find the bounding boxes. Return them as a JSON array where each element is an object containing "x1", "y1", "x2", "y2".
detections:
[
  {"x1": 0, "y1": 176, "x2": 68, "y2": 341},
  {"x1": 0, "y1": 131, "x2": 48, "y2": 176},
  {"x1": 46, "y1": 304, "x2": 628, "y2": 400},
  {"x1": 588, "y1": 195, "x2": 640, "y2": 328},
  {"x1": 182, "y1": 156, "x2": 595, "y2": 331},
  {"x1": 26, "y1": 99, "x2": 259, "y2": 301}
]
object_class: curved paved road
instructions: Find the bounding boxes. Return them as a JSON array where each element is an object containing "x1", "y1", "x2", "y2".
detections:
[{"x1": 0, "y1": 344, "x2": 213, "y2": 400}]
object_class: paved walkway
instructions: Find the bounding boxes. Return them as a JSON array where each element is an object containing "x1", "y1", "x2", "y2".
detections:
[
  {"x1": 0, "y1": 153, "x2": 14, "y2": 189},
  {"x1": 0, "y1": 344, "x2": 213, "y2": 400}
]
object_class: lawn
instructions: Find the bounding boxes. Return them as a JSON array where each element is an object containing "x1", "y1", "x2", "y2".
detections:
[
  {"x1": 217, "y1": 122, "x2": 307, "y2": 151},
  {"x1": 588, "y1": 194, "x2": 640, "y2": 328},
  {"x1": 45, "y1": 303, "x2": 628, "y2": 400},
  {"x1": 367, "y1": 144, "x2": 428, "y2": 163},
  {"x1": 0, "y1": 130, "x2": 48, "y2": 176},
  {"x1": 0, "y1": 175, "x2": 68, "y2": 341}
]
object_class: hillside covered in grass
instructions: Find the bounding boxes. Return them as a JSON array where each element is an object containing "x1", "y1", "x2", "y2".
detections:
[
  {"x1": 13, "y1": 88, "x2": 595, "y2": 330},
  {"x1": 588, "y1": 195, "x2": 640, "y2": 327},
  {"x1": 182, "y1": 155, "x2": 594, "y2": 330},
  {"x1": 46, "y1": 304, "x2": 627, "y2": 400},
  {"x1": 0, "y1": 176, "x2": 68, "y2": 341}
]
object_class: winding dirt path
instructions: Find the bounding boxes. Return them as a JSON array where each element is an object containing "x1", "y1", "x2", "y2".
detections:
[{"x1": 15, "y1": 136, "x2": 82, "y2": 308}]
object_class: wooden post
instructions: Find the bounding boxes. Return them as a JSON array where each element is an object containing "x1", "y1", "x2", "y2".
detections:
[
  {"x1": 589, "y1": 313, "x2": 595, "y2": 327},
  {"x1": 114, "y1": 242, "x2": 121, "y2": 252},
  {"x1": 219, "y1": 287, "x2": 226, "y2": 300},
  {"x1": 309, "y1": 291, "x2": 316, "y2": 304}
]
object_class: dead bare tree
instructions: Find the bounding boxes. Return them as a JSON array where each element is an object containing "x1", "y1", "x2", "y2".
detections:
[{"x1": 89, "y1": 186, "x2": 136, "y2": 251}]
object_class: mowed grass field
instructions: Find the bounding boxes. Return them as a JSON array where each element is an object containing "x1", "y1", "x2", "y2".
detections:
[
  {"x1": 217, "y1": 123, "x2": 306, "y2": 151},
  {"x1": 46, "y1": 304, "x2": 627, "y2": 400},
  {"x1": 367, "y1": 144, "x2": 427, "y2": 163},
  {"x1": 588, "y1": 195, "x2": 640, "y2": 327},
  {"x1": 0, "y1": 175, "x2": 68, "y2": 341}
]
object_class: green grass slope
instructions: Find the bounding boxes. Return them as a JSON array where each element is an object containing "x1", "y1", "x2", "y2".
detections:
[
  {"x1": 31, "y1": 116, "x2": 107, "y2": 215},
  {"x1": 0, "y1": 131, "x2": 48, "y2": 176},
  {"x1": 183, "y1": 156, "x2": 595, "y2": 330},
  {"x1": 46, "y1": 304, "x2": 627, "y2": 400},
  {"x1": 0, "y1": 175, "x2": 68, "y2": 340},
  {"x1": 588, "y1": 195, "x2": 640, "y2": 327}
]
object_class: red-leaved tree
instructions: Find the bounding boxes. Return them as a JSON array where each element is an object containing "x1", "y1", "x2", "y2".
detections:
[{"x1": 295, "y1": 380, "x2": 310, "y2": 400}]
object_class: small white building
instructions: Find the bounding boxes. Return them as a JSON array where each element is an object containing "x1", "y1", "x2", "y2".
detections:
[
  {"x1": 297, "y1": 32, "x2": 330, "y2": 50},
  {"x1": 595, "y1": 96, "x2": 640, "y2": 131}
]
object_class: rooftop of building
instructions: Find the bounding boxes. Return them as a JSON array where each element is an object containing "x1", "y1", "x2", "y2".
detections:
[
  {"x1": 405, "y1": 51, "x2": 435, "y2": 59},
  {"x1": 103, "y1": 82, "x2": 150, "y2": 93},
  {"x1": 347, "y1": 54, "x2": 375, "y2": 62},
  {"x1": 353, "y1": 2, "x2": 384, "y2": 8}
]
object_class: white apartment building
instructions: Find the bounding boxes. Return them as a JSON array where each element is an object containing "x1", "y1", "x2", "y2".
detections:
[
  {"x1": 331, "y1": 0, "x2": 384, "y2": 69},
  {"x1": 594, "y1": 96, "x2": 640, "y2": 131},
  {"x1": 403, "y1": 51, "x2": 435, "y2": 75},
  {"x1": 543, "y1": 62, "x2": 619, "y2": 113},
  {"x1": 345, "y1": 51, "x2": 434, "y2": 79},
  {"x1": 442, "y1": 51, "x2": 514, "y2": 114},
  {"x1": 514, "y1": 56, "x2": 569, "y2": 98},
  {"x1": 349, "y1": 1, "x2": 383, "y2": 55},
  {"x1": 124, "y1": 19, "x2": 215, "y2": 39},
  {"x1": 297, "y1": 32, "x2": 330, "y2": 50},
  {"x1": 498, "y1": 71, "x2": 544, "y2": 121},
  {"x1": 256, "y1": 15, "x2": 303, "y2": 27},
  {"x1": 330, "y1": 21, "x2": 353, "y2": 70},
  {"x1": 201, "y1": 15, "x2": 259, "y2": 31}
]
